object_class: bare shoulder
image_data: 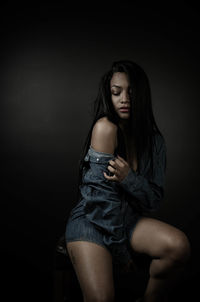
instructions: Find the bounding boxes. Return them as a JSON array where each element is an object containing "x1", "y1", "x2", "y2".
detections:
[
  {"x1": 94, "y1": 116, "x2": 117, "y2": 133},
  {"x1": 90, "y1": 117, "x2": 118, "y2": 154}
]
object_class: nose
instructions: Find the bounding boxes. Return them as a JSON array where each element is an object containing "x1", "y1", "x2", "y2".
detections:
[{"x1": 121, "y1": 91, "x2": 130, "y2": 103}]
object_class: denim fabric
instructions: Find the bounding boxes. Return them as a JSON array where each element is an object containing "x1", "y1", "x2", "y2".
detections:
[
  {"x1": 80, "y1": 146, "x2": 134, "y2": 265},
  {"x1": 118, "y1": 133, "x2": 167, "y2": 212},
  {"x1": 65, "y1": 133, "x2": 167, "y2": 267},
  {"x1": 65, "y1": 199, "x2": 141, "y2": 269}
]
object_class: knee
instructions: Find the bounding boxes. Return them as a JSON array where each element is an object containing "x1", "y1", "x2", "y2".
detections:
[{"x1": 167, "y1": 231, "x2": 191, "y2": 265}]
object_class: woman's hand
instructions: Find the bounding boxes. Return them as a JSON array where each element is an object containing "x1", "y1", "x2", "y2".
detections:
[{"x1": 103, "y1": 154, "x2": 130, "y2": 182}]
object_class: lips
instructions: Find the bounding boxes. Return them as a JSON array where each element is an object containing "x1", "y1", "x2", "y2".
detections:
[{"x1": 119, "y1": 107, "x2": 130, "y2": 113}]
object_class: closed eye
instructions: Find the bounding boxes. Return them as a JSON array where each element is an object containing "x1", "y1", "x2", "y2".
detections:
[{"x1": 111, "y1": 90, "x2": 133, "y2": 97}]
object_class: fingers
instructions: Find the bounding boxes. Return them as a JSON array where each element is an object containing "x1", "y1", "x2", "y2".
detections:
[
  {"x1": 107, "y1": 163, "x2": 116, "y2": 174},
  {"x1": 114, "y1": 158, "x2": 123, "y2": 167},
  {"x1": 109, "y1": 158, "x2": 122, "y2": 168},
  {"x1": 105, "y1": 167, "x2": 119, "y2": 177},
  {"x1": 105, "y1": 156, "x2": 128, "y2": 182},
  {"x1": 103, "y1": 171, "x2": 118, "y2": 182},
  {"x1": 116, "y1": 154, "x2": 128, "y2": 165},
  {"x1": 110, "y1": 155, "x2": 126, "y2": 166}
]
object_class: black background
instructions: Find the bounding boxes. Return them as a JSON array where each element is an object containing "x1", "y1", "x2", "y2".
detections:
[{"x1": 1, "y1": 2, "x2": 200, "y2": 301}]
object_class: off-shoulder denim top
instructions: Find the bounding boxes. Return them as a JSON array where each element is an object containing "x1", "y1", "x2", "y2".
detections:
[{"x1": 79, "y1": 133, "x2": 167, "y2": 266}]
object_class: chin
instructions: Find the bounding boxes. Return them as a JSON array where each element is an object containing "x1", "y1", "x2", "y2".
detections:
[{"x1": 119, "y1": 114, "x2": 130, "y2": 119}]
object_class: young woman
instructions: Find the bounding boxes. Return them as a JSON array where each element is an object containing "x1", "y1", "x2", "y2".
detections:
[{"x1": 65, "y1": 60, "x2": 191, "y2": 302}]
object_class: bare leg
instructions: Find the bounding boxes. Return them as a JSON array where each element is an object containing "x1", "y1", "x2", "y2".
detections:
[
  {"x1": 129, "y1": 217, "x2": 191, "y2": 302},
  {"x1": 143, "y1": 259, "x2": 186, "y2": 302},
  {"x1": 66, "y1": 241, "x2": 115, "y2": 302}
]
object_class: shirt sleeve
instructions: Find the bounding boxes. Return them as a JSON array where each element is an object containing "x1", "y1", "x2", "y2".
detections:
[
  {"x1": 80, "y1": 150, "x2": 132, "y2": 266},
  {"x1": 118, "y1": 135, "x2": 167, "y2": 213}
]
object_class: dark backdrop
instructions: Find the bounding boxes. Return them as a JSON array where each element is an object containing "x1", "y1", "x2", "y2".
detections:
[{"x1": 1, "y1": 3, "x2": 199, "y2": 302}]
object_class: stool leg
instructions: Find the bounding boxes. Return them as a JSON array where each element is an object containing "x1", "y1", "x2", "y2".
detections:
[
  {"x1": 63, "y1": 269, "x2": 73, "y2": 301},
  {"x1": 54, "y1": 269, "x2": 66, "y2": 302}
]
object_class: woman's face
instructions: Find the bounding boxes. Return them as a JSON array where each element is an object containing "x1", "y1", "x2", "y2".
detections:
[{"x1": 110, "y1": 72, "x2": 132, "y2": 120}]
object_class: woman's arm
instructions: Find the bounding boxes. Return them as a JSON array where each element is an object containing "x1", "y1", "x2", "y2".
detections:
[
  {"x1": 118, "y1": 135, "x2": 167, "y2": 213},
  {"x1": 81, "y1": 118, "x2": 132, "y2": 265}
]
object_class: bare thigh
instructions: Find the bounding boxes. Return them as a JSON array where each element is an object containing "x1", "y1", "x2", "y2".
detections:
[
  {"x1": 66, "y1": 241, "x2": 115, "y2": 302},
  {"x1": 129, "y1": 217, "x2": 191, "y2": 262}
]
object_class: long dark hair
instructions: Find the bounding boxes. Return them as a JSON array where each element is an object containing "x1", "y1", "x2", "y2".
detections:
[{"x1": 73, "y1": 60, "x2": 165, "y2": 207}]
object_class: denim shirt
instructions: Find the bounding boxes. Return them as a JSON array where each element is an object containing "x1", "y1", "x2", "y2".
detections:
[{"x1": 79, "y1": 133, "x2": 167, "y2": 266}]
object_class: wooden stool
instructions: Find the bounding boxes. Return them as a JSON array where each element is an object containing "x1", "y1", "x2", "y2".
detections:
[{"x1": 54, "y1": 235, "x2": 151, "y2": 302}]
